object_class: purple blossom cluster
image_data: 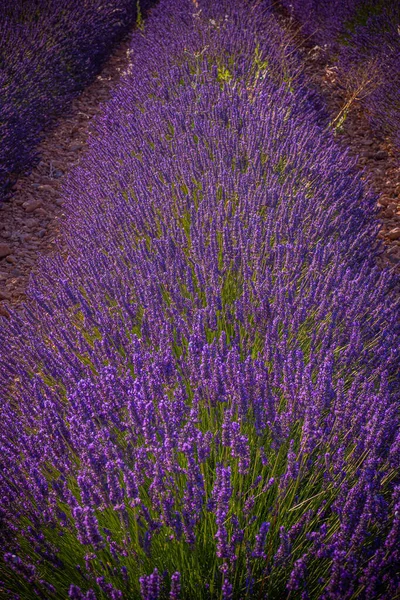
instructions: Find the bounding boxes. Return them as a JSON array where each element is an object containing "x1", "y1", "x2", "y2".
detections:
[
  {"x1": 280, "y1": 0, "x2": 400, "y2": 149},
  {"x1": 0, "y1": 0, "x2": 399, "y2": 598},
  {"x1": 0, "y1": 0, "x2": 150, "y2": 200}
]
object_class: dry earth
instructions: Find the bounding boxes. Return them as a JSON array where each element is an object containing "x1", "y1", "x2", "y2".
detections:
[
  {"x1": 308, "y1": 51, "x2": 400, "y2": 270},
  {"x1": 0, "y1": 35, "x2": 134, "y2": 317},
  {"x1": 275, "y1": 9, "x2": 400, "y2": 274}
]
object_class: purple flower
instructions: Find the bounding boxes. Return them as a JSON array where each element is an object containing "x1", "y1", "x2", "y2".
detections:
[
  {"x1": 140, "y1": 568, "x2": 161, "y2": 600},
  {"x1": 0, "y1": 0, "x2": 399, "y2": 598},
  {"x1": 169, "y1": 572, "x2": 181, "y2": 599},
  {"x1": 252, "y1": 522, "x2": 270, "y2": 559}
]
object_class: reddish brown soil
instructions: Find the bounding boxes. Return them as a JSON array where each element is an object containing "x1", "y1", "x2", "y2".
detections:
[
  {"x1": 276, "y1": 11, "x2": 400, "y2": 273},
  {"x1": 0, "y1": 35, "x2": 134, "y2": 317}
]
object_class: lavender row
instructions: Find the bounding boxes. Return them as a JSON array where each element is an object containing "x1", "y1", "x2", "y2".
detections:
[
  {"x1": 0, "y1": 0, "x2": 147, "y2": 200},
  {"x1": 280, "y1": 0, "x2": 400, "y2": 149},
  {"x1": 0, "y1": 0, "x2": 399, "y2": 598}
]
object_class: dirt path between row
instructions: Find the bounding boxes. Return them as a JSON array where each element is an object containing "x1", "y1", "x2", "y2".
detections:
[
  {"x1": 0, "y1": 34, "x2": 135, "y2": 317},
  {"x1": 274, "y1": 9, "x2": 400, "y2": 274}
]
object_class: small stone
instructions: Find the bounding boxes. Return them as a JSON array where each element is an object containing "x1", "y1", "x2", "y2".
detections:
[
  {"x1": 387, "y1": 228, "x2": 400, "y2": 240},
  {"x1": 361, "y1": 150, "x2": 375, "y2": 159},
  {"x1": 70, "y1": 143, "x2": 82, "y2": 152},
  {"x1": 375, "y1": 150, "x2": 388, "y2": 160},
  {"x1": 22, "y1": 258, "x2": 35, "y2": 266},
  {"x1": 0, "y1": 243, "x2": 11, "y2": 258},
  {"x1": 26, "y1": 217, "x2": 38, "y2": 226},
  {"x1": 38, "y1": 184, "x2": 57, "y2": 194},
  {"x1": 22, "y1": 199, "x2": 42, "y2": 213},
  {"x1": 38, "y1": 229, "x2": 46, "y2": 238},
  {"x1": 19, "y1": 234, "x2": 31, "y2": 243},
  {"x1": 5, "y1": 255, "x2": 17, "y2": 264},
  {"x1": 382, "y1": 207, "x2": 395, "y2": 218},
  {"x1": 0, "y1": 305, "x2": 10, "y2": 319}
]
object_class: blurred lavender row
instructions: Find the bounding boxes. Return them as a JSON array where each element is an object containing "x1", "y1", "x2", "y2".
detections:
[
  {"x1": 0, "y1": 0, "x2": 399, "y2": 598},
  {"x1": 0, "y1": 0, "x2": 147, "y2": 200},
  {"x1": 280, "y1": 0, "x2": 400, "y2": 149}
]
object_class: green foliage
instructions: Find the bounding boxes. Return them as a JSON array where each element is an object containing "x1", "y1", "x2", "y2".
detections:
[
  {"x1": 136, "y1": 0, "x2": 144, "y2": 31},
  {"x1": 217, "y1": 65, "x2": 233, "y2": 87}
]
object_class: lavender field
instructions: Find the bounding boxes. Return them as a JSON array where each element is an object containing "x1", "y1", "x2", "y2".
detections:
[
  {"x1": 0, "y1": 0, "x2": 399, "y2": 598},
  {"x1": 0, "y1": 0, "x2": 144, "y2": 200}
]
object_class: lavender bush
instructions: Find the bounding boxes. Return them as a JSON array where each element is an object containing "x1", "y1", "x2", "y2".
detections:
[
  {"x1": 0, "y1": 0, "x2": 148, "y2": 200},
  {"x1": 0, "y1": 0, "x2": 399, "y2": 598}
]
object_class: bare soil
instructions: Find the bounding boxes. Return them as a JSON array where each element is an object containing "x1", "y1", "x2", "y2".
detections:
[
  {"x1": 0, "y1": 35, "x2": 134, "y2": 317},
  {"x1": 276, "y1": 9, "x2": 400, "y2": 273}
]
